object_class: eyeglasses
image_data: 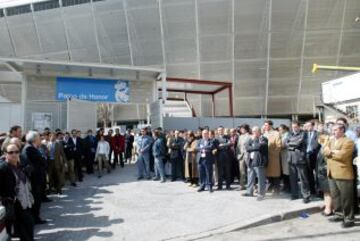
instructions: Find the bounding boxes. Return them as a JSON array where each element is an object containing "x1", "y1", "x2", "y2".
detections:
[{"x1": 6, "y1": 150, "x2": 20, "y2": 155}]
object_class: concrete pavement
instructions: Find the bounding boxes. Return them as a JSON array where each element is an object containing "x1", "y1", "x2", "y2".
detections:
[
  {"x1": 35, "y1": 164, "x2": 323, "y2": 241},
  {"x1": 202, "y1": 213, "x2": 360, "y2": 241}
]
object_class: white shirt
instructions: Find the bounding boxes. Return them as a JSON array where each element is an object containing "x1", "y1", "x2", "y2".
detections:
[
  {"x1": 72, "y1": 137, "x2": 77, "y2": 150},
  {"x1": 97, "y1": 141, "x2": 110, "y2": 155}
]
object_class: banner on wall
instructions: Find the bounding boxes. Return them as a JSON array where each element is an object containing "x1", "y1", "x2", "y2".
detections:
[
  {"x1": 56, "y1": 77, "x2": 130, "y2": 103},
  {"x1": 32, "y1": 112, "x2": 52, "y2": 132}
]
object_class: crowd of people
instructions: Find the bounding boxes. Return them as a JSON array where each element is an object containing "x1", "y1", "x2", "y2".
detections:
[
  {"x1": 135, "y1": 118, "x2": 359, "y2": 229},
  {"x1": 0, "y1": 117, "x2": 359, "y2": 241},
  {"x1": 0, "y1": 126, "x2": 134, "y2": 241}
]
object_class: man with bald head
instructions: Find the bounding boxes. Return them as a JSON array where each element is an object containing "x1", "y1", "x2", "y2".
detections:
[
  {"x1": 21, "y1": 131, "x2": 47, "y2": 224},
  {"x1": 242, "y1": 126, "x2": 268, "y2": 201},
  {"x1": 323, "y1": 124, "x2": 355, "y2": 228}
]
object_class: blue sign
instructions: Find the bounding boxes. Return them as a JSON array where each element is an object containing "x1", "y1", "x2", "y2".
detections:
[{"x1": 56, "y1": 77, "x2": 130, "y2": 103}]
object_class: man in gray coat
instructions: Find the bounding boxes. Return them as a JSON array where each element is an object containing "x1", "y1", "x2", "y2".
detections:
[
  {"x1": 242, "y1": 126, "x2": 268, "y2": 201},
  {"x1": 237, "y1": 124, "x2": 251, "y2": 190}
]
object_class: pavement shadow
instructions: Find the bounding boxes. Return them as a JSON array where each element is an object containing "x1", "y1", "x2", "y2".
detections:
[
  {"x1": 35, "y1": 183, "x2": 124, "y2": 240},
  {"x1": 36, "y1": 228, "x2": 113, "y2": 241}
]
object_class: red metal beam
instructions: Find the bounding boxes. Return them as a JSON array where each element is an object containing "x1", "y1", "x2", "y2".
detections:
[
  {"x1": 214, "y1": 85, "x2": 229, "y2": 94},
  {"x1": 166, "y1": 77, "x2": 232, "y2": 86},
  {"x1": 158, "y1": 88, "x2": 213, "y2": 95}
]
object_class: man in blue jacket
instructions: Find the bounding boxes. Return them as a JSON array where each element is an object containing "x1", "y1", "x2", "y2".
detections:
[
  {"x1": 136, "y1": 128, "x2": 153, "y2": 180},
  {"x1": 152, "y1": 130, "x2": 166, "y2": 183},
  {"x1": 196, "y1": 129, "x2": 216, "y2": 193}
]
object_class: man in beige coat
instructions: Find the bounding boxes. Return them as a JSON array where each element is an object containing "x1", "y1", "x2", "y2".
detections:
[
  {"x1": 323, "y1": 124, "x2": 355, "y2": 228},
  {"x1": 263, "y1": 120, "x2": 282, "y2": 194}
]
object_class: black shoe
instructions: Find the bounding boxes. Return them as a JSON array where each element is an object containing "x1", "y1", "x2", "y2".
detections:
[
  {"x1": 321, "y1": 211, "x2": 334, "y2": 217},
  {"x1": 137, "y1": 176, "x2": 144, "y2": 180},
  {"x1": 226, "y1": 186, "x2": 231, "y2": 191},
  {"x1": 217, "y1": 186, "x2": 223, "y2": 191},
  {"x1": 342, "y1": 221, "x2": 355, "y2": 228},
  {"x1": 242, "y1": 193, "x2": 253, "y2": 197},
  {"x1": 329, "y1": 216, "x2": 343, "y2": 223},
  {"x1": 35, "y1": 219, "x2": 47, "y2": 225},
  {"x1": 153, "y1": 177, "x2": 160, "y2": 181},
  {"x1": 197, "y1": 187, "x2": 205, "y2": 192},
  {"x1": 290, "y1": 196, "x2": 299, "y2": 200},
  {"x1": 303, "y1": 198, "x2": 311, "y2": 204},
  {"x1": 42, "y1": 197, "x2": 52, "y2": 203},
  {"x1": 171, "y1": 179, "x2": 176, "y2": 182},
  {"x1": 71, "y1": 183, "x2": 77, "y2": 187},
  {"x1": 79, "y1": 178, "x2": 83, "y2": 182}
]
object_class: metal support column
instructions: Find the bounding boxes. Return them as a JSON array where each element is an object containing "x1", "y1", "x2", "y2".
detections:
[
  {"x1": 264, "y1": 0, "x2": 272, "y2": 116},
  {"x1": 228, "y1": 86, "x2": 233, "y2": 117},
  {"x1": 211, "y1": 94, "x2": 215, "y2": 117}
]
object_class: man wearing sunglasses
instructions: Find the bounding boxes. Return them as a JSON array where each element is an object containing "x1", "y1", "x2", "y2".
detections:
[{"x1": 1, "y1": 144, "x2": 34, "y2": 241}]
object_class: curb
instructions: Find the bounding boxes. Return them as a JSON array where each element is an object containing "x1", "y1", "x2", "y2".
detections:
[{"x1": 166, "y1": 203, "x2": 324, "y2": 241}]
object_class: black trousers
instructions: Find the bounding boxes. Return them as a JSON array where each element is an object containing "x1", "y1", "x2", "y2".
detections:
[
  {"x1": 31, "y1": 180, "x2": 43, "y2": 221},
  {"x1": 15, "y1": 202, "x2": 34, "y2": 241},
  {"x1": 73, "y1": 156, "x2": 83, "y2": 181},
  {"x1": 353, "y1": 165, "x2": 359, "y2": 214},
  {"x1": 289, "y1": 163, "x2": 311, "y2": 200},
  {"x1": 306, "y1": 152, "x2": 317, "y2": 194},
  {"x1": 114, "y1": 152, "x2": 124, "y2": 167},
  {"x1": 85, "y1": 152, "x2": 95, "y2": 174},
  {"x1": 171, "y1": 157, "x2": 184, "y2": 180},
  {"x1": 216, "y1": 152, "x2": 232, "y2": 189}
]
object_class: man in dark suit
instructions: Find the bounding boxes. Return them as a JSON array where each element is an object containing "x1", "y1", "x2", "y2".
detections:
[
  {"x1": 215, "y1": 127, "x2": 233, "y2": 190},
  {"x1": 242, "y1": 126, "x2": 268, "y2": 201},
  {"x1": 67, "y1": 129, "x2": 83, "y2": 182},
  {"x1": 83, "y1": 129, "x2": 97, "y2": 174},
  {"x1": 196, "y1": 130, "x2": 216, "y2": 193},
  {"x1": 305, "y1": 121, "x2": 321, "y2": 194},
  {"x1": 62, "y1": 132, "x2": 76, "y2": 186},
  {"x1": 167, "y1": 130, "x2": 185, "y2": 181},
  {"x1": 124, "y1": 129, "x2": 134, "y2": 163},
  {"x1": 21, "y1": 131, "x2": 47, "y2": 224},
  {"x1": 286, "y1": 121, "x2": 311, "y2": 203}
]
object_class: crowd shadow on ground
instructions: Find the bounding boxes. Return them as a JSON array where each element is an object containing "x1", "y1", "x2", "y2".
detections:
[{"x1": 34, "y1": 164, "x2": 132, "y2": 240}]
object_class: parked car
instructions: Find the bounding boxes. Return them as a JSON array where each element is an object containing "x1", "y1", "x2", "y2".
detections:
[{"x1": 0, "y1": 205, "x2": 8, "y2": 241}]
